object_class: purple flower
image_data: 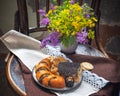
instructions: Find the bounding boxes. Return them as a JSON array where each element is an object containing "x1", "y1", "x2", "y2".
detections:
[
  {"x1": 38, "y1": 9, "x2": 46, "y2": 17},
  {"x1": 41, "y1": 32, "x2": 60, "y2": 47},
  {"x1": 41, "y1": 38, "x2": 50, "y2": 48},
  {"x1": 70, "y1": 0, "x2": 75, "y2": 4},
  {"x1": 48, "y1": 32, "x2": 60, "y2": 46},
  {"x1": 50, "y1": 4, "x2": 56, "y2": 10},
  {"x1": 76, "y1": 28, "x2": 89, "y2": 44},
  {"x1": 40, "y1": 18, "x2": 49, "y2": 26},
  {"x1": 85, "y1": 14, "x2": 90, "y2": 18}
]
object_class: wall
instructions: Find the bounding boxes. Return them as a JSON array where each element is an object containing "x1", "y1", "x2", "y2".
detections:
[
  {"x1": 0, "y1": 0, "x2": 17, "y2": 34},
  {"x1": 100, "y1": 0, "x2": 120, "y2": 26}
]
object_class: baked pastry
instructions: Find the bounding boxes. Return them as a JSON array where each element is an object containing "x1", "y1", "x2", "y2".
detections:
[
  {"x1": 58, "y1": 62, "x2": 94, "y2": 87},
  {"x1": 35, "y1": 56, "x2": 67, "y2": 88},
  {"x1": 80, "y1": 62, "x2": 94, "y2": 70},
  {"x1": 58, "y1": 62, "x2": 82, "y2": 83},
  {"x1": 65, "y1": 76, "x2": 74, "y2": 87}
]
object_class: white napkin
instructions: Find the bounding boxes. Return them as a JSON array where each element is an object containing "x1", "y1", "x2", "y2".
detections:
[
  {"x1": 55, "y1": 80, "x2": 99, "y2": 96},
  {"x1": 0, "y1": 30, "x2": 106, "y2": 96},
  {"x1": 0, "y1": 30, "x2": 49, "y2": 71}
]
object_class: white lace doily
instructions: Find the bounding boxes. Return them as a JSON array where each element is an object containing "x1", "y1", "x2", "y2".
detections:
[
  {"x1": 82, "y1": 71, "x2": 109, "y2": 89},
  {"x1": 45, "y1": 45, "x2": 72, "y2": 62}
]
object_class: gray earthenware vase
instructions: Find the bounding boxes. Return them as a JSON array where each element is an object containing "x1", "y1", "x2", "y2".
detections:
[{"x1": 60, "y1": 42, "x2": 78, "y2": 54}]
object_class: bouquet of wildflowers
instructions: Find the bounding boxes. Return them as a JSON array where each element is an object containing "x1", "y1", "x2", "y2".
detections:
[{"x1": 39, "y1": 0, "x2": 97, "y2": 48}]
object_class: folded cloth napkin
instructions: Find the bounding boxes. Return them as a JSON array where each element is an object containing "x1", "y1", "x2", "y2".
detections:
[
  {"x1": 0, "y1": 30, "x2": 49, "y2": 71},
  {"x1": 1, "y1": 30, "x2": 120, "y2": 96}
]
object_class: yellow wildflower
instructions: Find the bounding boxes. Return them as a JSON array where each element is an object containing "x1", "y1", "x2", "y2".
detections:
[
  {"x1": 72, "y1": 32, "x2": 76, "y2": 36},
  {"x1": 92, "y1": 17, "x2": 98, "y2": 22},
  {"x1": 88, "y1": 30, "x2": 95, "y2": 39},
  {"x1": 56, "y1": 20, "x2": 61, "y2": 26},
  {"x1": 72, "y1": 4, "x2": 82, "y2": 11},
  {"x1": 90, "y1": 23, "x2": 95, "y2": 28},
  {"x1": 61, "y1": 9, "x2": 70, "y2": 15},
  {"x1": 75, "y1": 16, "x2": 80, "y2": 21},
  {"x1": 66, "y1": 31, "x2": 69, "y2": 37},
  {"x1": 46, "y1": 10, "x2": 52, "y2": 16}
]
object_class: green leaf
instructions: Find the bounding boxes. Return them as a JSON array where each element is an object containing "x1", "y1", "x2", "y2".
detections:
[{"x1": 61, "y1": 35, "x2": 76, "y2": 48}]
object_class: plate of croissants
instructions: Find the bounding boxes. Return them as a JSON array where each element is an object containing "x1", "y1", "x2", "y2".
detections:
[{"x1": 32, "y1": 56, "x2": 83, "y2": 91}]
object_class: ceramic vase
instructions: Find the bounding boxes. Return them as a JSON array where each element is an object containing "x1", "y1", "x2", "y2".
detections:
[{"x1": 60, "y1": 42, "x2": 78, "y2": 54}]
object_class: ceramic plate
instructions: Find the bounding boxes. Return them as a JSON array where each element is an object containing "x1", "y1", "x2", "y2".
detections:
[{"x1": 32, "y1": 66, "x2": 82, "y2": 92}]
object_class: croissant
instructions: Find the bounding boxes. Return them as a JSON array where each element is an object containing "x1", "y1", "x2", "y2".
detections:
[{"x1": 35, "y1": 56, "x2": 67, "y2": 88}]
